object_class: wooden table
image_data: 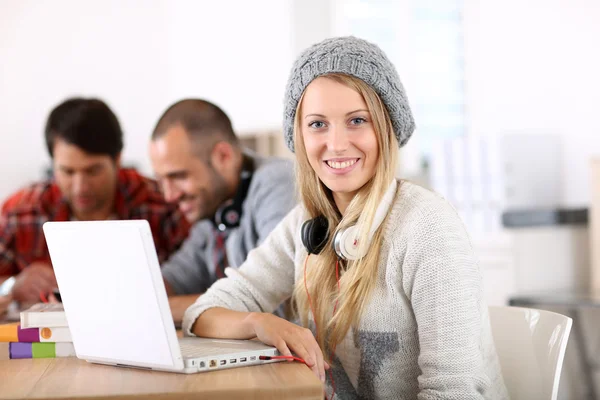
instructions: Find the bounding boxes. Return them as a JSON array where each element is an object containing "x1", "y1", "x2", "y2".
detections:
[{"x1": 0, "y1": 357, "x2": 323, "y2": 399}]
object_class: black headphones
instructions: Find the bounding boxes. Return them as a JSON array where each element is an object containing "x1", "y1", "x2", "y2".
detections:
[
  {"x1": 213, "y1": 155, "x2": 254, "y2": 232},
  {"x1": 301, "y1": 215, "x2": 330, "y2": 255},
  {"x1": 301, "y1": 180, "x2": 398, "y2": 261}
]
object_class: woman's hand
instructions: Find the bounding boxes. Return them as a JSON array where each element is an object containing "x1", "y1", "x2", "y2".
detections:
[{"x1": 247, "y1": 312, "x2": 329, "y2": 382}]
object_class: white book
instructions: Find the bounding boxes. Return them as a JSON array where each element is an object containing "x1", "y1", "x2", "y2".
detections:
[
  {"x1": 20, "y1": 303, "x2": 67, "y2": 328},
  {"x1": 38, "y1": 326, "x2": 72, "y2": 343},
  {"x1": 55, "y1": 342, "x2": 76, "y2": 357}
]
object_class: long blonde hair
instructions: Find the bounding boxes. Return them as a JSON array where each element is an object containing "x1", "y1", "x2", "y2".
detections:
[{"x1": 292, "y1": 73, "x2": 399, "y2": 356}]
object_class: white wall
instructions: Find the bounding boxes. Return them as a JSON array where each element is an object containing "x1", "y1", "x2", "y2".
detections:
[
  {"x1": 0, "y1": 0, "x2": 292, "y2": 201},
  {"x1": 291, "y1": 0, "x2": 332, "y2": 55},
  {"x1": 0, "y1": 1, "x2": 165, "y2": 200},
  {"x1": 165, "y1": 1, "x2": 292, "y2": 133},
  {"x1": 464, "y1": 0, "x2": 600, "y2": 207},
  {"x1": 3, "y1": 0, "x2": 600, "y2": 208},
  {"x1": 463, "y1": 5, "x2": 600, "y2": 397}
]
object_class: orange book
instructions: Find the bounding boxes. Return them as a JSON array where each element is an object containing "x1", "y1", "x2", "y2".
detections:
[
  {"x1": 0, "y1": 323, "x2": 19, "y2": 342},
  {"x1": 0, "y1": 322, "x2": 71, "y2": 343}
]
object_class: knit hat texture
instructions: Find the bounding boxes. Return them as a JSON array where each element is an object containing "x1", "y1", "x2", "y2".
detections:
[{"x1": 283, "y1": 36, "x2": 415, "y2": 152}]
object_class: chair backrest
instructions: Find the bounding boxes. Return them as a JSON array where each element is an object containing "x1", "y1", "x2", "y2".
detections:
[{"x1": 488, "y1": 306, "x2": 572, "y2": 400}]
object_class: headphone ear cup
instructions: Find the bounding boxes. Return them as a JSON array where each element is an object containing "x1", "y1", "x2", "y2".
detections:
[
  {"x1": 220, "y1": 204, "x2": 240, "y2": 227},
  {"x1": 212, "y1": 156, "x2": 255, "y2": 231},
  {"x1": 333, "y1": 225, "x2": 363, "y2": 261},
  {"x1": 301, "y1": 216, "x2": 329, "y2": 255},
  {"x1": 214, "y1": 200, "x2": 236, "y2": 231},
  {"x1": 332, "y1": 179, "x2": 399, "y2": 260}
]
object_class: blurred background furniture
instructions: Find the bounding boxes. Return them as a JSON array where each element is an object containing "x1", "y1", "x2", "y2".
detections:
[{"x1": 489, "y1": 306, "x2": 572, "y2": 400}]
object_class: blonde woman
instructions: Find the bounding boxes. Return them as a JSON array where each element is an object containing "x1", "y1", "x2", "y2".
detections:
[{"x1": 183, "y1": 37, "x2": 508, "y2": 399}]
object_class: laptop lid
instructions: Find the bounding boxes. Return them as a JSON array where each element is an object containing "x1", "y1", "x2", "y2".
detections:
[{"x1": 43, "y1": 220, "x2": 184, "y2": 371}]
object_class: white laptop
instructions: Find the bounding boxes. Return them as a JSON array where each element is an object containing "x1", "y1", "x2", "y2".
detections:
[{"x1": 42, "y1": 219, "x2": 280, "y2": 374}]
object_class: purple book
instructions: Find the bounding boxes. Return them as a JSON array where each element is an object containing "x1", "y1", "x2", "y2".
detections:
[
  {"x1": 17, "y1": 326, "x2": 39, "y2": 342},
  {"x1": 9, "y1": 342, "x2": 32, "y2": 359}
]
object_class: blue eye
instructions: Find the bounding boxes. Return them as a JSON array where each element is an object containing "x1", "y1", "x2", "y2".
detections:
[
  {"x1": 309, "y1": 121, "x2": 326, "y2": 129},
  {"x1": 350, "y1": 117, "x2": 367, "y2": 125}
]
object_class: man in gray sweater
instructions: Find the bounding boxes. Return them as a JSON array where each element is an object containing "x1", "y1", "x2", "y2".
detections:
[{"x1": 149, "y1": 99, "x2": 297, "y2": 323}]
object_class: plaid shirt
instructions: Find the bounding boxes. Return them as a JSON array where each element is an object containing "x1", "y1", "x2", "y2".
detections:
[{"x1": 0, "y1": 168, "x2": 190, "y2": 276}]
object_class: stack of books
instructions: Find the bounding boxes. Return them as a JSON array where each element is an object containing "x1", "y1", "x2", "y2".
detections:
[{"x1": 0, "y1": 303, "x2": 74, "y2": 360}]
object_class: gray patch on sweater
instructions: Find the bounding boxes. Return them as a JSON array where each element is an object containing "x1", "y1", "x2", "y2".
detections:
[
  {"x1": 328, "y1": 355, "x2": 358, "y2": 400},
  {"x1": 327, "y1": 331, "x2": 400, "y2": 399},
  {"x1": 356, "y1": 331, "x2": 400, "y2": 399}
]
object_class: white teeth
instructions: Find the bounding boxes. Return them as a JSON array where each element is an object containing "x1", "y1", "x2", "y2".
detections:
[{"x1": 326, "y1": 159, "x2": 358, "y2": 169}]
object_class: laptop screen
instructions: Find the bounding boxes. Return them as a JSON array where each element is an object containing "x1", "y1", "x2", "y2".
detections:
[{"x1": 43, "y1": 220, "x2": 183, "y2": 370}]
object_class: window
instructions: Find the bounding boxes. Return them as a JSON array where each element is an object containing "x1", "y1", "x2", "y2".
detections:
[{"x1": 332, "y1": 0, "x2": 466, "y2": 156}]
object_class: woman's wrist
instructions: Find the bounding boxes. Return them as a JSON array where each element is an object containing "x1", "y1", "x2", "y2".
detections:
[{"x1": 243, "y1": 312, "x2": 262, "y2": 337}]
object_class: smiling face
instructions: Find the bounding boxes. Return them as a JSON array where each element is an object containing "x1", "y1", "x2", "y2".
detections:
[
  {"x1": 299, "y1": 76, "x2": 379, "y2": 212},
  {"x1": 149, "y1": 124, "x2": 230, "y2": 223}
]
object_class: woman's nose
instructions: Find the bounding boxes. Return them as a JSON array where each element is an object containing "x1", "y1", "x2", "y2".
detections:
[{"x1": 327, "y1": 125, "x2": 349, "y2": 153}]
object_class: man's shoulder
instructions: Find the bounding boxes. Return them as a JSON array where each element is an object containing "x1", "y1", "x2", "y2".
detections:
[
  {"x1": 251, "y1": 155, "x2": 294, "y2": 186},
  {"x1": 1, "y1": 181, "x2": 59, "y2": 216},
  {"x1": 241, "y1": 156, "x2": 298, "y2": 227},
  {"x1": 118, "y1": 168, "x2": 167, "y2": 206}
]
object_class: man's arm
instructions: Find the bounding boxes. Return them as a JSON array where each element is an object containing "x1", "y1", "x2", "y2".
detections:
[
  {"x1": 0, "y1": 208, "x2": 19, "y2": 277},
  {"x1": 155, "y1": 207, "x2": 191, "y2": 264},
  {"x1": 167, "y1": 293, "x2": 202, "y2": 326},
  {"x1": 250, "y1": 160, "x2": 298, "y2": 245},
  {"x1": 163, "y1": 278, "x2": 200, "y2": 326},
  {"x1": 160, "y1": 223, "x2": 213, "y2": 323},
  {"x1": 0, "y1": 207, "x2": 57, "y2": 305},
  {"x1": 161, "y1": 223, "x2": 211, "y2": 295}
]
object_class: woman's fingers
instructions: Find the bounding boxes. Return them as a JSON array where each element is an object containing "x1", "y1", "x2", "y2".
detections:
[
  {"x1": 273, "y1": 338, "x2": 292, "y2": 357},
  {"x1": 254, "y1": 314, "x2": 327, "y2": 382},
  {"x1": 288, "y1": 339, "x2": 314, "y2": 366},
  {"x1": 301, "y1": 328, "x2": 325, "y2": 382},
  {"x1": 285, "y1": 329, "x2": 325, "y2": 381}
]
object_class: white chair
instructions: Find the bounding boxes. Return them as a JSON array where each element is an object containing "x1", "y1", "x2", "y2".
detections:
[{"x1": 488, "y1": 306, "x2": 572, "y2": 400}]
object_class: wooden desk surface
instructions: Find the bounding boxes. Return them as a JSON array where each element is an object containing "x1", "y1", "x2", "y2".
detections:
[{"x1": 0, "y1": 357, "x2": 323, "y2": 400}]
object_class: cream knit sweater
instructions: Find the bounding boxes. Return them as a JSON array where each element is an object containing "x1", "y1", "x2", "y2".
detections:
[{"x1": 183, "y1": 181, "x2": 508, "y2": 399}]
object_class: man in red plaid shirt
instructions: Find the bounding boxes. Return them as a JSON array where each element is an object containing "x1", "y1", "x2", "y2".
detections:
[{"x1": 0, "y1": 98, "x2": 190, "y2": 305}]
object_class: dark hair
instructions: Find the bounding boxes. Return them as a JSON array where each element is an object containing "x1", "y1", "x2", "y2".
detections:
[
  {"x1": 45, "y1": 98, "x2": 124, "y2": 159},
  {"x1": 152, "y1": 99, "x2": 238, "y2": 159}
]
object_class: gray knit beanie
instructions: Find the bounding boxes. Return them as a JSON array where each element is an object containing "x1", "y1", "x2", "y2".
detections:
[{"x1": 283, "y1": 36, "x2": 415, "y2": 152}]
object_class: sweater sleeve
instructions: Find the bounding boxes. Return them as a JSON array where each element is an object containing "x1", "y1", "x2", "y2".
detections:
[
  {"x1": 182, "y1": 206, "x2": 303, "y2": 336},
  {"x1": 399, "y1": 198, "x2": 491, "y2": 399}
]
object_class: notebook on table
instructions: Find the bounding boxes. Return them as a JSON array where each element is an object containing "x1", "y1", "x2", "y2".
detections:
[
  {"x1": 43, "y1": 220, "x2": 279, "y2": 374},
  {"x1": 20, "y1": 303, "x2": 67, "y2": 328}
]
